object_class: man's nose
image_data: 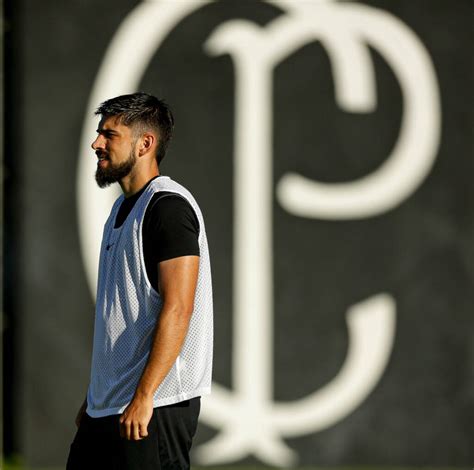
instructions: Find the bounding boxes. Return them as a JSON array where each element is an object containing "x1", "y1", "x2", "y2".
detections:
[{"x1": 91, "y1": 135, "x2": 104, "y2": 151}]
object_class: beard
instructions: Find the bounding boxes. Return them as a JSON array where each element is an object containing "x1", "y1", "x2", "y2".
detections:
[{"x1": 95, "y1": 149, "x2": 136, "y2": 188}]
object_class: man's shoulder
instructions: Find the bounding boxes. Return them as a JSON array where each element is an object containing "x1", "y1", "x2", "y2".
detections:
[
  {"x1": 149, "y1": 177, "x2": 203, "y2": 213},
  {"x1": 145, "y1": 191, "x2": 199, "y2": 228},
  {"x1": 148, "y1": 191, "x2": 191, "y2": 209},
  {"x1": 149, "y1": 176, "x2": 198, "y2": 203},
  {"x1": 143, "y1": 190, "x2": 200, "y2": 240}
]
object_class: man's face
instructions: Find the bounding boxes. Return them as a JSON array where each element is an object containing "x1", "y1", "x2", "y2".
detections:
[{"x1": 91, "y1": 116, "x2": 138, "y2": 188}]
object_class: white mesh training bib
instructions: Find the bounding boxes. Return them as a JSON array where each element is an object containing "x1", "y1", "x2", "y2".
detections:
[{"x1": 86, "y1": 176, "x2": 213, "y2": 417}]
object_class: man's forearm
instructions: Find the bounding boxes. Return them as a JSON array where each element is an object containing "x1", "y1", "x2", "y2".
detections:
[
  {"x1": 119, "y1": 254, "x2": 198, "y2": 440},
  {"x1": 134, "y1": 302, "x2": 192, "y2": 400}
]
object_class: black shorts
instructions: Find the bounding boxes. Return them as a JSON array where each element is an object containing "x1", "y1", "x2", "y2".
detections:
[{"x1": 66, "y1": 397, "x2": 200, "y2": 470}]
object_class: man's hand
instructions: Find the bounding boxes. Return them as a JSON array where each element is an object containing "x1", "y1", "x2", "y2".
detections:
[
  {"x1": 75, "y1": 398, "x2": 87, "y2": 428},
  {"x1": 119, "y1": 394, "x2": 154, "y2": 441}
]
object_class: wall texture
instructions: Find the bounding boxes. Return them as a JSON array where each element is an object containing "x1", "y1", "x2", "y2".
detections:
[{"x1": 4, "y1": 0, "x2": 473, "y2": 467}]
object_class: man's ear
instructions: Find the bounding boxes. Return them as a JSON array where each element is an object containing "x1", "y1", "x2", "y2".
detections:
[{"x1": 138, "y1": 133, "x2": 156, "y2": 156}]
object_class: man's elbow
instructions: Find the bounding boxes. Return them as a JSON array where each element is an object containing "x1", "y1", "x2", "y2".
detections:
[{"x1": 162, "y1": 300, "x2": 194, "y2": 324}]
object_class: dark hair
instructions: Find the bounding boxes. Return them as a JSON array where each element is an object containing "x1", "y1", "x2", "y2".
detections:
[{"x1": 95, "y1": 92, "x2": 174, "y2": 164}]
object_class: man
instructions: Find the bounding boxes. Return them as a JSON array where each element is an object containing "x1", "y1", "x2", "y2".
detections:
[{"x1": 67, "y1": 92, "x2": 213, "y2": 469}]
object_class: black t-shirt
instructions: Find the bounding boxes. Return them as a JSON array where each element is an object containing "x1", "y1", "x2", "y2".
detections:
[{"x1": 114, "y1": 175, "x2": 200, "y2": 290}]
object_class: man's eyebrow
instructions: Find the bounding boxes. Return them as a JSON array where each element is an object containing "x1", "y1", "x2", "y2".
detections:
[{"x1": 96, "y1": 128, "x2": 119, "y2": 135}]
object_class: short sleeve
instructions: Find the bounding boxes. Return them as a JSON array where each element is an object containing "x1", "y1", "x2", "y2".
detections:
[{"x1": 144, "y1": 193, "x2": 200, "y2": 265}]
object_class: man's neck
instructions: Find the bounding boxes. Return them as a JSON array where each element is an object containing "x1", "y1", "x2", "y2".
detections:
[{"x1": 120, "y1": 168, "x2": 160, "y2": 198}]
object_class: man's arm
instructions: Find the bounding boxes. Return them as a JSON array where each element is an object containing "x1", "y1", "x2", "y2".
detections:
[{"x1": 119, "y1": 254, "x2": 199, "y2": 441}]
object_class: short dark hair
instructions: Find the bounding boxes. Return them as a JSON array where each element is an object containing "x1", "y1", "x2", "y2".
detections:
[{"x1": 95, "y1": 92, "x2": 174, "y2": 164}]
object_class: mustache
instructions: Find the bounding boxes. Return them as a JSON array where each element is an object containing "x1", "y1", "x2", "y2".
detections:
[{"x1": 96, "y1": 150, "x2": 109, "y2": 159}]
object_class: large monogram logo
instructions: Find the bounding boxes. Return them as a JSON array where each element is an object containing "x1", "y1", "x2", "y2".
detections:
[{"x1": 77, "y1": 0, "x2": 440, "y2": 465}]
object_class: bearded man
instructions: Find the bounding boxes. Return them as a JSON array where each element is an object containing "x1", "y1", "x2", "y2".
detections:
[{"x1": 66, "y1": 92, "x2": 213, "y2": 470}]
